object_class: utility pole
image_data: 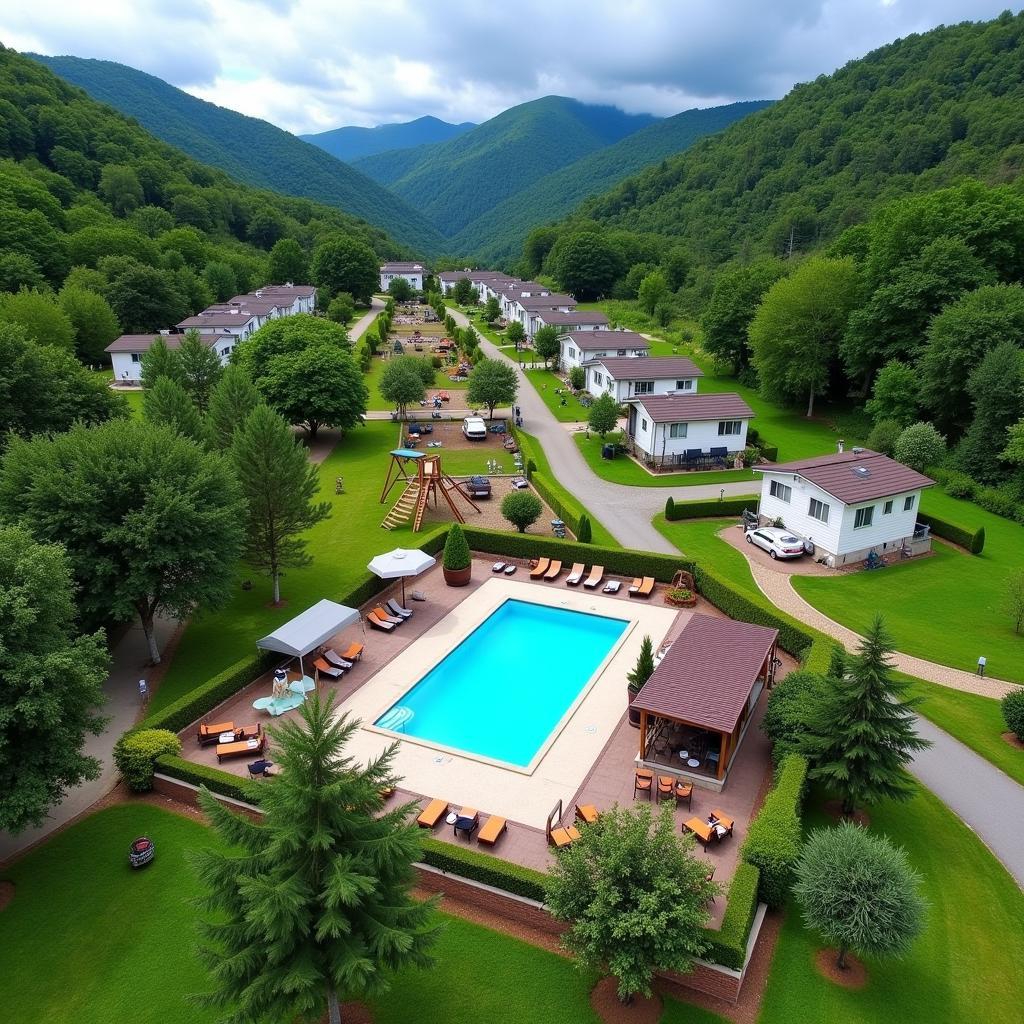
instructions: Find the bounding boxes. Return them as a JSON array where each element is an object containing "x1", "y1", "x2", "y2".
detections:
[{"x1": 785, "y1": 225, "x2": 796, "y2": 260}]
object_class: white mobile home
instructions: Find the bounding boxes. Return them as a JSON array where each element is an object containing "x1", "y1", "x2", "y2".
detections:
[
  {"x1": 106, "y1": 332, "x2": 234, "y2": 384},
  {"x1": 559, "y1": 329, "x2": 649, "y2": 372},
  {"x1": 754, "y1": 449, "x2": 934, "y2": 566},
  {"x1": 584, "y1": 355, "x2": 703, "y2": 402},
  {"x1": 379, "y1": 262, "x2": 426, "y2": 292},
  {"x1": 625, "y1": 393, "x2": 754, "y2": 469},
  {"x1": 534, "y1": 309, "x2": 609, "y2": 335}
]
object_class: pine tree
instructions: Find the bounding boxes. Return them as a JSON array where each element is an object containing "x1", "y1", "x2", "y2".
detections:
[
  {"x1": 177, "y1": 328, "x2": 224, "y2": 412},
  {"x1": 193, "y1": 693, "x2": 438, "y2": 1024},
  {"x1": 140, "y1": 335, "x2": 184, "y2": 389},
  {"x1": 803, "y1": 615, "x2": 930, "y2": 815},
  {"x1": 206, "y1": 364, "x2": 262, "y2": 449},
  {"x1": 231, "y1": 405, "x2": 331, "y2": 604},
  {"x1": 143, "y1": 376, "x2": 207, "y2": 444}
]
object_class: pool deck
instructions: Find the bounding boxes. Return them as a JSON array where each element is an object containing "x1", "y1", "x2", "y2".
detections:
[{"x1": 177, "y1": 556, "x2": 788, "y2": 927}]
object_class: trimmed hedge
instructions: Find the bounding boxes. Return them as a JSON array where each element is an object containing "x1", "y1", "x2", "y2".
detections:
[
  {"x1": 419, "y1": 837, "x2": 548, "y2": 901},
  {"x1": 155, "y1": 754, "x2": 254, "y2": 803},
  {"x1": 114, "y1": 729, "x2": 181, "y2": 792},
  {"x1": 664, "y1": 496, "x2": 758, "y2": 521},
  {"x1": 759, "y1": 445, "x2": 779, "y2": 463},
  {"x1": 917, "y1": 511, "x2": 985, "y2": 555},
  {"x1": 740, "y1": 754, "x2": 808, "y2": 909},
  {"x1": 705, "y1": 861, "x2": 760, "y2": 970},
  {"x1": 802, "y1": 635, "x2": 840, "y2": 675}
]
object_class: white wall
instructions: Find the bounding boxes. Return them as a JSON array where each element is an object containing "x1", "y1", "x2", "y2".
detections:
[
  {"x1": 630, "y1": 411, "x2": 748, "y2": 462},
  {"x1": 111, "y1": 352, "x2": 142, "y2": 382},
  {"x1": 379, "y1": 271, "x2": 424, "y2": 291},
  {"x1": 560, "y1": 342, "x2": 648, "y2": 372},
  {"x1": 584, "y1": 366, "x2": 697, "y2": 401}
]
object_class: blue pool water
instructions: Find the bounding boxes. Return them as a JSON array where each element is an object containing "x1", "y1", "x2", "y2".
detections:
[{"x1": 375, "y1": 599, "x2": 629, "y2": 767}]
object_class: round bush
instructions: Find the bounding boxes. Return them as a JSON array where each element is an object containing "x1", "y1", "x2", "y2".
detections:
[
  {"x1": 113, "y1": 728, "x2": 182, "y2": 792},
  {"x1": 893, "y1": 421, "x2": 946, "y2": 472},
  {"x1": 866, "y1": 418, "x2": 903, "y2": 456},
  {"x1": 501, "y1": 490, "x2": 543, "y2": 533},
  {"x1": 1002, "y1": 687, "x2": 1024, "y2": 741},
  {"x1": 941, "y1": 471, "x2": 978, "y2": 500}
]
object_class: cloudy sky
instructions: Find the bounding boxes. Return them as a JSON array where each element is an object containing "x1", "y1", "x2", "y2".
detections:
[{"x1": 2, "y1": 0, "x2": 1021, "y2": 134}]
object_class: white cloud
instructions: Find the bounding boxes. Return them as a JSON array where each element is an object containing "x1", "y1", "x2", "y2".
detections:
[{"x1": 2, "y1": 0, "x2": 1021, "y2": 133}]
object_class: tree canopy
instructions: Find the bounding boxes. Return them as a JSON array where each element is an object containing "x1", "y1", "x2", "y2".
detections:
[
  {"x1": 310, "y1": 235, "x2": 379, "y2": 304},
  {"x1": 467, "y1": 357, "x2": 518, "y2": 418}
]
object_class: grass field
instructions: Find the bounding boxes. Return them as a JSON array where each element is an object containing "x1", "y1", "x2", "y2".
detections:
[
  {"x1": 0, "y1": 803, "x2": 726, "y2": 1024},
  {"x1": 573, "y1": 433, "x2": 758, "y2": 488},
  {"x1": 524, "y1": 366, "x2": 591, "y2": 423},
  {"x1": 792, "y1": 490, "x2": 1024, "y2": 684},
  {"x1": 760, "y1": 784, "x2": 1024, "y2": 1024},
  {"x1": 365, "y1": 354, "x2": 468, "y2": 412}
]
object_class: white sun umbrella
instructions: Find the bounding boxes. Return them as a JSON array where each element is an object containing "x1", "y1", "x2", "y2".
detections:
[{"x1": 367, "y1": 547, "x2": 436, "y2": 605}]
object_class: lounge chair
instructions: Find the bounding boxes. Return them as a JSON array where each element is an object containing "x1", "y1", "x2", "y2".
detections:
[
  {"x1": 372, "y1": 606, "x2": 404, "y2": 626},
  {"x1": 634, "y1": 768, "x2": 654, "y2": 799},
  {"x1": 367, "y1": 611, "x2": 395, "y2": 632},
  {"x1": 629, "y1": 576, "x2": 655, "y2": 598},
  {"x1": 217, "y1": 734, "x2": 265, "y2": 763},
  {"x1": 582, "y1": 565, "x2": 605, "y2": 589},
  {"x1": 416, "y1": 798, "x2": 448, "y2": 829},
  {"x1": 549, "y1": 824, "x2": 581, "y2": 848},
  {"x1": 313, "y1": 656, "x2": 344, "y2": 679},
  {"x1": 453, "y1": 807, "x2": 479, "y2": 840},
  {"x1": 323, "y1": 649, "x2": 354, "y2": 670},
  {"x1": 710, "y1": 809, "x2": 735, "y2": 838},
  {"x1": 682, "y1": 817, "x2": 716, "y2": 848},
  {"x1": 386, "y1": 598, "x2": 413, "y2": 619},
  {"x1": 339, "y1": 642, "x2": 364, "y2": 661},
  {"x1": 477, "y1": 814, "x2": 508, "y2": 846},
  {"x1": 656, "y1": 776, "x2": 675, "y2": 801},
  {"x1": 575, "y1": 804, "x2": 600, "y2": 825},
  {"x1": 529, "y1": 557, "x2": 550, "y2": 579},
  {"x1": 503, "y1": 564, "x2": 517, "y2": 575},
  {"x1": 544, "y1": 560, "x2": 563, "y2": 581},
  {"x1": 602, "y1": 580, "x2": 621, "y2": 594},
  {"x1": 197, "y1": 720, "x2": 233, "y2": 747},
  {"x1": 565, "y1": 562, "x2": 585, "y2": 586}
]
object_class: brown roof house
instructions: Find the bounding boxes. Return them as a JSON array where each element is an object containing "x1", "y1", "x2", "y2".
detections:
[
  {"x1": 632, "y1": 613, "x2": 779, "y2": 789},
  {"x1": 754, "y1": 446, "x2": 935, "y2": 566}
]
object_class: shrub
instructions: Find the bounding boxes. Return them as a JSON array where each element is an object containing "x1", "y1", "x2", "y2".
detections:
[
  {"x1": 114, "y1": 729, "x2": 182, "y2": 792},
  {"x1": 443, "y1": 523, "x2": 470, "y2": 570},
  {"x1": 866, "y1": 418, "x2": 903, "y2": 456},
  {"x1": 664, "y1": 497, "x2": 759, "y2": 521},
  {"x1": 665, "y1": 496, "x2": 675, "y2": 519},
  {"x1": 941, "y1": 470, "x2": 978, "y2": 500},
  {"x1": 761, "y1": 671, "x2": 828, "y2": 764},
  {"x1": 419, "y1": 838, "x2": 548, "y2": 901},
  {"x1": 1002, "y1": 687, "x2": 1024, "y2": 741},
  {"x1": 707, "y1": 862, "x2": 760, "y2": 969},
  {"x1": 567, "y1": 366, "x2": 585, "y2": 390},
  {"x1": 741, "y1": 754, "x2": 808, "y2": 908},
  {"x1": 916, "y1": 512, "x2": 985, "y2": 554},
  {"x1": 893, "y1": 421, "x2": 946, "y2": 472},
  {"x1": 577, "y1": 514, "x2": 592, "y2": 543},
  {"x1": 760, "y1": 445, "x2": 779, "y2": 462},
  {"x1": 155, "y1": 753, "x2": 254, "y2": 802},
  {"x1": 501, "y1": 490, "x2": 543, "y2": 533}
]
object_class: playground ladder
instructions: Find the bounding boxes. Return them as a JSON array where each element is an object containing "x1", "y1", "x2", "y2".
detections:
[{"x1": 381, "y1": 482, "x2": 421, "y2": 530}]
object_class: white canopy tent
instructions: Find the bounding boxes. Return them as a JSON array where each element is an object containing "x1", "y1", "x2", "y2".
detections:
[
  {"x1": 256, "y1": 599, "x2": 360, "y2": 676},
  {"x1": 367, "y1": 547, "x2": 436, "y2": 604}
]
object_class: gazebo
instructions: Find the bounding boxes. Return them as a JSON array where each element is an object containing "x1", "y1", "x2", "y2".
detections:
[
  {"x1": 256, "y1": 599, "x2": 360, "y2": 676},
  {"x1": 632, "y1": 613, "x2": 779, "y2": 787}
]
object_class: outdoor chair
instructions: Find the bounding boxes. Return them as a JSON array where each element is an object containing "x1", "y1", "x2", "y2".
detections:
[
  {"x1": 656, "y1": 776, "x2": 675, "y2": 801},
  {"x1": 634, "y1": 768, "x2": 654, "y2": 800},
  {"x1": 313, "y1": 656, "x2": 344, "y2": 679},
  {"x1": 575, "y1": 804, "x2": 600, "y2": 825},
  {"x1": 565, "y1": 562, "x2": 585, "y2": 586},
  {"x1": 709, "y1": 810, "x2": 735, "y2": 838},
  {"x1": 548, "y1": 824, "x2": 581, "y2": 848},
  {"x1": 477, "y1": 814, "x2": 508, "y2": 846},
  {"x1": 674, "y1": 780, "x2": 693, "y2": 809},
  {"x1": 372, "y1": 606, "x2": 404, "y2": 626},
  {"x1": 367, "y1": 611, "x2": 395, "y2": 632},
  {"x1": 339, "y1": 642, "x2": 364, "y2": 661},
  {"x1": 197, "y1": 720, "x2": 233, "y2": 747},
  {"x1": 582, "y1": 565, "x2": 605, "y2": 588},
  {"x1": 386, "y1": 598, "x2": 413, "y2": 619},
  {"x1": 416, "y1": 798, "x2": 448, "y2": 829},
  {"x1": 247, "y1": 759, "x2": 274, "y2": 780},
  {"x1": 544, "y1": 560, "x2": 563, "y2": 580},
  {"x1": 323, "y1": 649, "x2": 354, "y2": 670},
  {"x1": 530, "y1": 557, "x2": 550, "y2": 579},
  {"x1": 629, "y1": 576, "x2": 655, "y2": 598}
]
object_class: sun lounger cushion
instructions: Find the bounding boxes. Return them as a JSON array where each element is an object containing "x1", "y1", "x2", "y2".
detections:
[
  {"x1": 416, "y1": 798, "x2": 448, "y2": 828},
  {"x1": 503, "y1": 564, "x2": 517, "y2": 575},
  {"x1": 550, "y1": 825, "x2": 581, "y2": 848},
  {"x1": 373, "y1": 606, "x2": 403, "y2": 625},
  {"x1": 492, "y1": 562, "x2": 506, "y2": 572},
  {"x1": 477, "y1": 815, "x2": 508, "y2": 845},
  {"x1": 368, "y1": 613, "x2": 395, "y2": 632},
  {"x1": 603, "y1": 581, "x2": 621, "y2": 593},
  {"x1": 217, "y1": 735, "x2": 265, "y2": 762},
  {"x1": 565, "y1": 563, "x2": 585, "y2": 585},
  {"x1": 313, "y1": 657, "x2": 343, "y2": 678},
  {"x1": 340, "y1": 643, "x2": 364, "y2": 661},
  {"x1": 324, "y1": 649, "x2": 353, "y2": 669},
  {"x1": 544, "y1": 560, "x2": 563, "y2": 580},
  {"x1": 198, "y1": 720, "x2": 233, "y2": 745},
  {"x1": 386, "y1": 598, "x2": 412, "y2": 618}
]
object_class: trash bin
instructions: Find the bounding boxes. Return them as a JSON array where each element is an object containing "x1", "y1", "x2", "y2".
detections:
[{"x1": 601, "y1": 443, "x2": 614, "y2": 460}]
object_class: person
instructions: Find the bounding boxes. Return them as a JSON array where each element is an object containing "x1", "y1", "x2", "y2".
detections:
[
  {"x1": 138, "y1": 678, "x2": 149, "y2": 703},
  {"x1": 977, "y1": 655, "x2": 987, "y2": 677}
]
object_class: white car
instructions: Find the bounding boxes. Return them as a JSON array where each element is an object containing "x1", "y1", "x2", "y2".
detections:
[
  {"x1": 462, "y1": 416, "x2": 487, "y2": 441},
  {"x1": 745, "y1": 527, "x2": 805, "y2": 560}
]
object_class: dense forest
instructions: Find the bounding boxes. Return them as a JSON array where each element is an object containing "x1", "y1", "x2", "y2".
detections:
[
  {"x1": 302, "y1": 115, "x2": 476, "y2": 163},
  {"x1": 28, "y1": 54, "x2": 445, "y2": 254},
  {"x1": 450, "y1": 101, "x2": 772, "y2": 263},
  {"x1": 352, "y1": 96, "x2": 658, "y2": 236}
]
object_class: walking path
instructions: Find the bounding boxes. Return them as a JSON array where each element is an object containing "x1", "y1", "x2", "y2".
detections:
[
  {"x1": 349, "y1": 296, "x2": 385, "y2": 341},
  {"x1": 0, "y1": 615, "x2": 178, "y2": 864}
]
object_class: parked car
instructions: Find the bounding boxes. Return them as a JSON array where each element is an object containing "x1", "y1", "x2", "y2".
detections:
[
  {"x1": 464, "y1": 476, "x2": 491, "y2": 499},
  {"x1": 745, "y1": 527, "x2": 805, "y2": 560},
  {"x1": 462, "y1": 416, "x2": 487, "y2": 441}
]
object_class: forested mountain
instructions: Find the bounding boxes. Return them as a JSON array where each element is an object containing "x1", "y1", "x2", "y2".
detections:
[
  {"x1": 544, "y1": 12, "x2": 1024, "y2": 268},
  {"x1": 0, "y1": 44, "x2": 403, "y2": 343},
  {"x1": 301, "y1": 115, "x2": 476, "y2": 163},
  {"x1": 352, "y1": 96, "x2": 658, "y2": 236},
  {"x1": 28, "y1": 54, "x2": 445, "y2": 253},
  {"x1": 451, "y1": 100, "x2": 772, "y2": 263}
]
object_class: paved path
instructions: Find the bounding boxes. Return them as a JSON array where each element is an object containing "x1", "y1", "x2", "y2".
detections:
[
  {"x1": 349, "y1": 296, "x2": 385, "y2": 341},
  {"x1": 453, "y1": 309, "x2": 752, "y2": 554},
  {"x1": 0, "y1": 615, "x2": 178, "y2": 864},
  {"x1": 909, "y1": 715, "x2": 1024, "y2": 887}
]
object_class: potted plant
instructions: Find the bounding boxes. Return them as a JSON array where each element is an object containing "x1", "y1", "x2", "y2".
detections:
[
  {"x1": 442, "y1": 523, "x2": 472, "y2": 587},
  {"x1": 663, "y1": 586, "x2": 697, "y2": 608},
  {"x1": 627, "y1": 635, "x2": 655, "y2": 727}
]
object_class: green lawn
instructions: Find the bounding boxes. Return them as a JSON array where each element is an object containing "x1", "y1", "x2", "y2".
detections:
[
  {"x1": 759, "y1": 785, "x2": 1024, "y2": 1024},
  {"x1": 574, "y1": 433, "x2": 758, "y2": 488},
  {"x1": 525, "y1": 366, "x2": 591, "y2": 423},
  {"x1": 0, "y1": 803, "x2": 725, "y2": 1024},
  {"x1": 151, "y1": 421, "x2": 444, "y2": 711},
  {"x1": 792, "y1": 490, "x2": 1024, "y2": 684},
  {"x1": 365, "y1": 355, "x2": 468, "y2": 412},
  {"x1": 95, "y1": 368, "x2": 144, "y2": 418}
]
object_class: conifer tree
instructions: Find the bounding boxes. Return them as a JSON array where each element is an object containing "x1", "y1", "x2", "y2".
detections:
[
  {"x1": 140, "y1": 335, "x2": 184, "y2": 388},
  {"x1": 231, "y1": 404, "x2": 331, "y2": 603},
  {"x1": 143, "y1": 376, "x2": 207, "y2": 445},
  {"x1": 177, "y1": 328, "x2": 224, "y2": 412},
  {"x1": 193, "y1": 693, "x2": 438, "y2": 1024},
  {"x1": 803, "y1": 615, "x2": 929, "y2": 815},
  {"x1": 206, "y1": 364, "x2": 263, "y2": 449}
]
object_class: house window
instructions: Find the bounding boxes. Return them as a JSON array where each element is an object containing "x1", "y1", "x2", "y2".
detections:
[
  {"x1": 675, "y1": 379, "x2": 694, "y2": 391},
  {"x1": 904, "y1": 495, "x2": 915, "y2": 511},
  {"x1": 634, "y1": 381, "x2": 654, "y2": 395},
  {"x1": 131, "y1": 353, "x2": 141, "y2": 363},
  {"x1": 617, "y1": 348, "x2": 627, "y2": 355},
  {"x1": 669, "y1": 422, "x2": 688, "y2": 438},
  {"x1": 854, "y1": 506, "x2": 874, "y2": 529},
  {"x1": 569, "y1": 347, "x2": 576, "y2": 359},
  {"x1": 770, "y1": 480, "x2": 792, "y2": 503},
  {"x1": 641, "y1": 418, "x2": 648, "y2": 431},
  {"x1": 593, "y1": 372, "x2": 603, "y2": 385},
  {"x1": 809, "y1": 498, "x2": 830, "y2": 523},
  {"x1": 718, "y1": 420, "x2": 742, "y2": 436},
  {"x1": 883, "y1": 500, "x2": 894, "y2": 514}
]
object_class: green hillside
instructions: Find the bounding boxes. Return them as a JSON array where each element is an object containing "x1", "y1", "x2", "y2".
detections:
[
  {"x1": 353, "y1": 96, "x2": 657, "y2": 236},
  {"x1": 548, "y1": 12, "x2": 1024, "y2": 267},
  {"x1": 451, "y1": 100, "x2": 773, "y2": 262},
  {"x1": 28, "y1": 54, "x2": 445, "y2": 254},
  {"x1": 301, "y1": 115, "x2": 476, "y2": 162}
]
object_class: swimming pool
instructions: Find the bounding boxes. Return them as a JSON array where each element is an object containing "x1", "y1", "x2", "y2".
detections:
[{"x1": 374, "y1": 598, "x2": 630, "y2": 768}]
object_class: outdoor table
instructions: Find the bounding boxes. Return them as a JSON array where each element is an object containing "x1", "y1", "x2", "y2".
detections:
[{"x1": 687, "y1": 758, "x2": 701, "y2": 768}]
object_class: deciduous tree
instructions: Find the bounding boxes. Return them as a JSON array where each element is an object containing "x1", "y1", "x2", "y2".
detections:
[
  {"x1": 547, "y1": 230, "x2": 621, "y2": 300},
  {"x1": 268, "y1": 237, "x2": 308, "y2": 284},
  {"x1": 378, "y1": 358, "x2": 427, "y2": 420},
  {"x1": 587, "y1": 393, "x2": 620, "y2": 438},
  {"x1": 0, "y1": 420, "x2": 245, "y2": 663},
  {"x1": 484, "y1": 295, "x2": 501, "y2": 322},
  {"x1": 532, "y1": 324, "x2": 559, "y2": 367},
  {"x1": 202, "y1": 260, "x2": 237, "y2": 302},
  {"x1": 467, "y1": 357, "x2": 518, "y2": 418},
  {"x1": 58, "y1": 285, "x2": 121, "y2": 364},
  {"x1": 0, "y1": 526, "x2": 108, "y2": 833},
  {"x1": 327, "y1": 292, "x2": 355, "y2": 325},
  {"x1": 505, "y1": 320, "x2": 527, "y2": 352},
  {"x1": 637, "y1": 269, "x2": 669, "y2": 315},
  {"x1": 864, "y1": 359, "x2": 920, "y2": 427},
  {"x1": 451, "y1": 277, "x2": 475, "y2": 305},
  {"x1": 231, "y1": 405, "x2": 331, "y2": 603},
  {"x1": 387, "y1": 276, "x2": 414, "y2": 302},
  {"x1": 192, "y1": 694, "x2": 438, "y2": 1024},
  {"x1": 0, "y1": 287, "x2": 75, "y2": 350},
  {"x1": 893, "y1": 421, "x2": 946, "y2": 473},
  {"x1": 237, "y1": 313, "x2": 350, "y2": 381},
  {"x1": 310, "y1": 235, "x2": 378, "y2": 304},
  {"x1": 501, "y1": 490, "x2": 542, "y2": 533}
]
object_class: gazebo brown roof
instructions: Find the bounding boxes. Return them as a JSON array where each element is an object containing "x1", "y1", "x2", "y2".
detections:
[{"x1": 632, "y1": 614, "x2": 778, "y2": 734}]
